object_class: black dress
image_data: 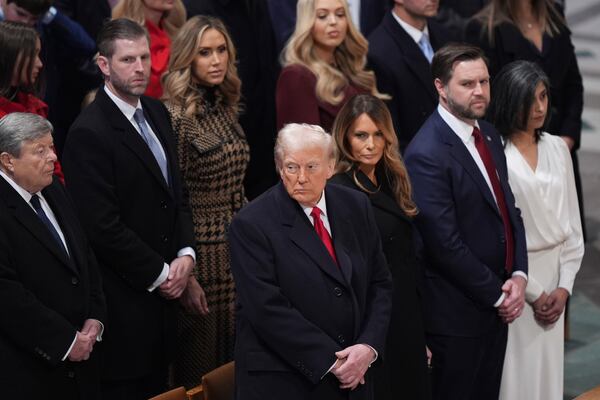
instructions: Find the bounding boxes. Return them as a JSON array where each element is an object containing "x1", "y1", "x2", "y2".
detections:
[
  {"x1": 330, "y1": 169, "x2": 431, "y2": 400},
  {"x1": 465, "y1": 13, "x2": 586, "y2": 238}
]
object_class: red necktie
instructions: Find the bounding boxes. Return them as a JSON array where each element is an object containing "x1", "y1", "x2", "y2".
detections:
[
  {"x1": 472, "y1": 127, "x2": 514, "y2": 274},
  {"x1": 310, "y1": 207, "x2": 338, "y2": 265}
]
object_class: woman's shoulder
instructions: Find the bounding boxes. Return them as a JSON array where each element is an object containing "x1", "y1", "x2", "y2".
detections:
[
  {"x1": 329, "y1": 171, "x2": 356, "y2": 188},
  {"x1": 280, "y1": 64, "x2": 315, "y2": 79}
]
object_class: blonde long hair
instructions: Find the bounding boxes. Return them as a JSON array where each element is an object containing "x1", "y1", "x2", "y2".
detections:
[
  {"x1": 474, "y1": 0, "x2": 565, "y2": 44},
  {"x1": 162, "y1": 15, "x2": 241, "y2": 117},
  {"x1": 282, "y1": 0, "x2": 386, "y2": 105},
  {"x1": 112, "y1": 0, "x2": 186, "y2": 37},
  {"x1": 332, "y1": 94, "x2": 417, "y2": 217}
]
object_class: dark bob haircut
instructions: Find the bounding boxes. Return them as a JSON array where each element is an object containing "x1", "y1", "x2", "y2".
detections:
[{"x1": 487, "y1": 60, "x2": 551, "y2": 143}]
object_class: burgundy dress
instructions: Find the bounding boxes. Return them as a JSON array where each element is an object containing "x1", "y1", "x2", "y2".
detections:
[{"x1": 275, "y1": 64, "x2": 369, "y2": 132}]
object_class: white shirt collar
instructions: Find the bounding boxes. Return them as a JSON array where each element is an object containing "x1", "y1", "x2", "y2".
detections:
[
  {"x1": 301, "y1": 190, "x2": 328, "y2": 217},
  {"x1": 391, "y1": 9, "x2": 430, "y2": 45},
  {"x1": 437, "y1": 104, "x2": 480, "y2": 144},
  {"x1": 103, "y1": 85, "x2": 142, "y2": 120},
  {"x1": 0, "y1": 168, "x2": 37, "y2": 203}
]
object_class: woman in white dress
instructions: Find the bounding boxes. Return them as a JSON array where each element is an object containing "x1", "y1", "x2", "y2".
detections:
[{"x1": 488, "y1": 60, "x2": 584, "y2": 400}]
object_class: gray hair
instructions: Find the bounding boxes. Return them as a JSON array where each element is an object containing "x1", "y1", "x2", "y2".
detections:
[
  {"x1": 0, "y1": 112, "x2": 53, "y2": 156},
  {"x1": 274, "y1": 123, "x2": 336, "y2": 171}
]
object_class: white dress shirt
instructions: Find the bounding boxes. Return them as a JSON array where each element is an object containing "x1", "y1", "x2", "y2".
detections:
[
  {"x1": 103, "y1": 85, "x2": 196, "y2": 291},
  {"x1": 391, "y1": 9, "x2": 430, "y2": 46},
  {"x1": 347, "y1": 0, "x2": 361, "y2": 31}
]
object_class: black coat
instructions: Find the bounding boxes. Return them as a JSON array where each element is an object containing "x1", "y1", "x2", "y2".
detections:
[
  {"x1": 465, "y1": 17, "x2": 583, "y2": 148},
  {"x1": 61, "y1": 88, "x2": 195, "y2": 380},
  {"x1": 368, "y1": 12, "x2": 453, "y2": 151},
  {"x1": 229, "y1": 182, "x2": 392, "y2": 400},
  {"x1": 330, "y1": 169, "x2": 431, "y2": 400},
  {"x1": 0, "y1": 177, "x2": 106, "y2": 399}
]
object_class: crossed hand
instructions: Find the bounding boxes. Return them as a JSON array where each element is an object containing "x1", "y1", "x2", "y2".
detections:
[
  {"x1": 68, "y1": 319, "x2": 102, "y2": 362},
  {"x1": 330, "y1": 344, "x2": 375, "y2": 391},
  {"x1": 532, "y1": 288, "x2": 569, "y2": 325},
  {"x1": 498, "y1": 275, "x2": 527, "y2": 323}
]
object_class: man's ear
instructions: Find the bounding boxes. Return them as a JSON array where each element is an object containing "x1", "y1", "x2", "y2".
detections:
[
  {"x1": 0, "y1": 152, "x2": 15, "y2": 173},
  {"x1": 97, "y1": 55, "x2": 110, "y2": 78},
  {"x1": 434, "y1": 78, "x2": 447, "y2": 102}
]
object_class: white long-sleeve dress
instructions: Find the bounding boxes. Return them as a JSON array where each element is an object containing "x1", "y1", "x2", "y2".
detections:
[{"x1": 499, "y1": 133, "x2": 584, "y2": 400}]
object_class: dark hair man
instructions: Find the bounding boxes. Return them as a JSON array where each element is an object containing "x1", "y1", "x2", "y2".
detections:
[
  {"x1": 62, "y1": 19, "x2": 196, "y2": 399},
  {"x1": 404, "y1": 43, "x2": 528, "y2": 400}
]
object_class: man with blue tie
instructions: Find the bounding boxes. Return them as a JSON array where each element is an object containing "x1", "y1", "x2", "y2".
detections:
[
  {"x1": 61, "y1": 19, "x2": 196, "y2": 399},
  {"x1": 368, "y1": 0, "x2": 455, "y2": 151},
  {"x1": 0, "y1": 112, "x2": 106, "y2": 399},
  {"x1": 404, "y1": 43, "x2": 528, "y2": 400}
]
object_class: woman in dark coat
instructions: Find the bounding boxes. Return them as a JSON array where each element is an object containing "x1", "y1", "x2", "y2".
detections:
[
  {"x1": 329, "y1": 94, "x2": 431, "y2": 400},
  {"x1": 465, "y1": 0, "x2": 586, "y2": 237}
]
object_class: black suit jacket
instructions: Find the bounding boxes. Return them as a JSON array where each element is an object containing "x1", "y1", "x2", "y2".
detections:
[
  {"x1": 465, "y1": 16, "x2": 583, "y2": 149},
  {"x1": 61, "y1": 88, "x2": 195, "y2": 380},
  {"x1": 404, "y1": 110, "x2": 527, "y2": 336},
  {"x1": 0, "y1": 177, "x2": 106, "y2": 399},
  {"x1": 229, "y1": 182, "x2": 392, "y2": 400},
  {"x1": 368, "y1": 12, "x2": 453, "y2": 151}
]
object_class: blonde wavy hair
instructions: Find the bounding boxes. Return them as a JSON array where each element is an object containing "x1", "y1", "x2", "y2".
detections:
[
  {"x1": 474, "y1": 0, "x2": 565, "y2": 44},
  {"x1": 332, "y1": 94, "x2": 417, "y2": 217},
  {"x1": 161, "y1": 15, "x2": 241, "y2": 117},
  {"x1": 281, "y1": 0, "x2": 386, "y2": 106},
  {"x1": 112, "y1": 0, "x2": 186, "y2": 37}
]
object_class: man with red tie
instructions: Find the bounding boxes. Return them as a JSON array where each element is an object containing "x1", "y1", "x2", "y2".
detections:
[
  {"x1": 228, "y1": 123, "x2": 392, "y2": 400},
  {"x1": 404, "y1": 43, "x2": 528, "y2": 400}
]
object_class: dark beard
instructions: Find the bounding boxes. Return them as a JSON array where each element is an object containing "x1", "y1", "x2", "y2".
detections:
[{"x1": 447, "y1": 96, "x2": 487, "y2": 121}]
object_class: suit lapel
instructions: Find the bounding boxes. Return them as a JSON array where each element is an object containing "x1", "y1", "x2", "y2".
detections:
[
  {"x1": 42, "y1": 184, "x2": 81, "y2": 275},
  {"x1": 383, "y1": 13, "x2": 437, "y2": 102},
  {"x1": 434, "y1": 113, "x2": 501, "y2": 217},
  {"x1": 96, "y1": 90, "x2": 172, "y2": 195},
  {"x1": 0, "y1": 179, "x2": 76, "y2": 272},
  {"x1": 276, "y1": 183, "x2": 348, "y2": 288}
]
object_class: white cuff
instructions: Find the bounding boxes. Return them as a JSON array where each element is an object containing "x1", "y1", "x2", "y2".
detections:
[
  {"x1": 177, "y1": 247, "x2": 196, "y2": 263},
  {"x1": 147, "y1": 263, "x2": 169, "y2": 292},
  {"x1": 62, "y1": 333, "x2": 78, "y2": 361}
]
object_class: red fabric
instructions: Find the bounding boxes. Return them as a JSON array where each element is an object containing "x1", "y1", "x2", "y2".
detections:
[
  {"x1": 310, "y1": 206, "x2": 338, "y2": 266},
  {"x1": 276, "y1": 64, "x2": 369, "y2": 132},
  {"x1": 472, "y1": 127, "x2": 514, "y2": 273},
  {"x1": 145, "y1": 20, "x2": 171, "y2": 99},
  {"x1": 0, "y1": 92, "x2": 65, "y2": 185}
]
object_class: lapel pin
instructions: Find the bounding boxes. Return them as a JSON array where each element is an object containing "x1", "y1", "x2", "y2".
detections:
[{"x1": 486, "y1": 135, "x2": 492, "y2": 141}]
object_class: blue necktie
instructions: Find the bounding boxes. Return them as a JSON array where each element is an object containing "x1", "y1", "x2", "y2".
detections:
[
  {"x1": 30, "y1": 194, "x2": 69, "y2": 256},
  {"x1": 133, "y1": 109, "x2": 169, "y2": 185},
  {"x1": 418, "y1": 33, "x2": 434, "y2": 63}
]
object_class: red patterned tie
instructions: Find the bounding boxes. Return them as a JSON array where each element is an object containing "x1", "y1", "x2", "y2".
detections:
[
  {"x1": 472, "y1": 127, "x2": 514, "y2": 274},
  {"x1": 310, "y1": 207, "x2": 338, "y2": 265}
]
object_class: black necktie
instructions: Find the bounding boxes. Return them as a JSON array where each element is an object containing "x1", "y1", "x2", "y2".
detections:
[{"x1": 30, "y1": 194, "x2": 69, "y2": 257}]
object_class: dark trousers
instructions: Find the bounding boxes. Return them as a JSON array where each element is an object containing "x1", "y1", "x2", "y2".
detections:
[
  {"x1": 100, "y1": 368, "x2": 168, "y2": 400},
  {"x1": 427, "y1": 326, "x2": 508, "y2": 400}
]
